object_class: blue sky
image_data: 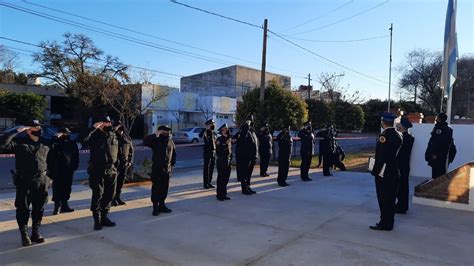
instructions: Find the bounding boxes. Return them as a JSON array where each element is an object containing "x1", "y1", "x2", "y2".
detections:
[{"x1": 1, "y1": 0, "x2": 473, "y2": 100}]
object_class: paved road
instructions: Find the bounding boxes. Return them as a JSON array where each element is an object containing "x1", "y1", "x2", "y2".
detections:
[{"x1": 0, "y1": 134, "x2": 376, "y2": 189}]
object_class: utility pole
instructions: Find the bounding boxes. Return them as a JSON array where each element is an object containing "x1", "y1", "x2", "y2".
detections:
[
  {"x1": 305, "y1": 73, "x2": 312, "y2": 100},
  {"x1": 260, "y1": 19, "x2": 268, "y2": 103},
  {"x1": 387, "y1": 23, "x2": 393, "y2": 112}
]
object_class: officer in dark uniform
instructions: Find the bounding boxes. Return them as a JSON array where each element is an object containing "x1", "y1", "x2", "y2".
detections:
[
  {"x1": 83, "y1": 116, "x2": 119, "y2": 230},
  {"x1": 370, "y1": 112, "x2": 402, "y2": 231},
  {"x1": 258, "y1": 123, "x2": 272, "y2": 177},
  {"x1": 317, "y1": 125, "x2": 335, "y2": 176},
  {"x1": 49, "y1": 127, "x2": 79, "y2": 215},
  {"x1": 395, "y1": 117, "x2": 415, "y2": 214},
  {"x1": 112, "y1": 121, "x2": 134, "y2": 206},
  {"x1": 298, "y1": 121, "x2": 314, "y2": 181},
  {"x1": 143, "y1": 125, "x2": 176, "y2": 216},
  {"x1": 199, "y1": 119, "x2": 217, "y2": 189},
  {"x1": 216, "y1": 123, "x2": 232, "y2": 201},
  {"x1": 232, "y1": 116, "x2": 259, "y2": 195},
  {"x1": 0, "y1": 120, "x2": 51, "y2": 246},
  {"x1": 333, "y1": 140, "x2": 346, "y2": 171},
  {"x1": 425, "y1": 113, "x2": 456, "y2": 179},
  {"x1": 277, "y1": 126, "x2": 293, "y2": 187}
]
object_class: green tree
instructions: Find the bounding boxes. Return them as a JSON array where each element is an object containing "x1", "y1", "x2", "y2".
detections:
[
  {"x1": 236, "y1": 81, "x2": 307, "y2": 130},
  {"x1": 0, "y1": 91, "x2": 47, "y2": 124},
  {"x1": 332, "y1": 101, "x2": 365, "y2": 131},
  {"x1": 306, "y1": 99, "x2": 334, "y2": 129}
]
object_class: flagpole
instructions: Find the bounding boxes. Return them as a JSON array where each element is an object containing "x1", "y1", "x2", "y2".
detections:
[{"x1": 387, "y1": 23, "x2": 393, "y2": 112}]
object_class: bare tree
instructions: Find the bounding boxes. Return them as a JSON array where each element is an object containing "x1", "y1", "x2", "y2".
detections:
[
  {"x1": 318, "y1": 72, "x2": 365, "y2": 104},
  {"x1": 167, "y1": 92, "x2": 185, "y2": 129},
  {"x1": 131, "y1": 67, "x2": 156, "y2": 85},
  {"x1": 0, "y1": 45, "x2": 20, "y2": 71},
  {"x1": 197, "y1": 95, "x2": 218, "y2": 121}
]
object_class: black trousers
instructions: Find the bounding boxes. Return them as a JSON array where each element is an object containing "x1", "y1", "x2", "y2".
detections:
[
  {"x1": 375, "y1": 175, "x2": 398, "y2": 229},
  {"x1": 52, "y1": 169, "x2": 74, "y2": 203},
  {"x1": 277, "y1": 157, "x2": 290, "y2": 184},
  {"x1": 300, "y1": 153, "x2": 312, "y2": 180},
  {"x1": 216, "y1": 159, "x2": 231, "y2": 198},
  {"x1": 259, "y1": 153, "x2": 271, "y2": 175},
  {"x1": 89, "y1": 173, "x2": 116, "y2": 212},
  {"x1": 151, "y1": 170, "x2": 171, "y2": 205},
  {"x1": 237, "y1": 158, "x2": 255, "y2": 191},
  {"x1": 203, "y1": 152, "x2": 215, "y2": 185},
  {"x1": 115, "y1": 163, "x2": 130, "y2": 199},
  {"x1": 333, "y1": 160, "x2": 346, "y2": 171},
  {"x1": 322, "y1": 153, "x2": 333, "y2": 175},
  {"x1": 396, "y1": 164, "x2": 410, "y2": 211},
  {"x1": 15, "y1": 178, "x2": 49, "y2": 227},
  {"x1": 431, "y1": 158, "x2": 447, "y2": 179}
]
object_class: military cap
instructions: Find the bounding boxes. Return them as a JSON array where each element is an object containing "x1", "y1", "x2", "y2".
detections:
[
  {"x1": 218, "y1": 123, "x2": 228, "y2": 131},
  {"x1": 158, "y1": 125, "x2": 172, "y2": 131},
  {"x1": 93, "y1": 115, "x2": 112, "y2": 124},
  {"x1": 246, "y1": 114, "x2": 254, "y2": 122},
  {"x1": 380, "y1": 112, "x2": 397, "y2": 122},
  {"x1": 25, "y1": 119, "x2": 43, "y2": 127},
  {"x1": 400, "y1": 118, "x2": 413, "y2": 129},
  {"x1": 59, "y1": 127, "x2": 71, "y2": 134},
  {"x1": 205, "y1": 119, "x2": 215, "y2": 125},
  {"x1": 437, "y1": 112, "x2": 448, "y2": 122},
  {"x1": 304, "y1": 120, "x2": 312, "y2": 126},
  {"x1": 114, "y1": 120, "x2": 123, "y2": 127}
]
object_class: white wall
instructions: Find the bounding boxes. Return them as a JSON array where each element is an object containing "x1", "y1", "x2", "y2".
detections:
[{"x1": 410, "y1": 123, "x2": 474, "y2": 178}]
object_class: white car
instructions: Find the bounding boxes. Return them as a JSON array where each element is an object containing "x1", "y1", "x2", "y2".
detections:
[{"x1": 173, "y1": 127, "x2": 205, "y2": 144}]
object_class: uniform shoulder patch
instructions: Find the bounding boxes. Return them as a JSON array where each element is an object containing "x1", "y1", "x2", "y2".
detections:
[
  {"x1": 436, "y1": 129, "x2": 442, "y2": 135},
  {"x1": 379, "y1": 136, "x2": 386, "y2": 143}
]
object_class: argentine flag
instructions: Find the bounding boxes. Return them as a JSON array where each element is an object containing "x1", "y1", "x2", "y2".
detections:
[{"x1": 440, "y1": 0, "x2": 458, "y2": 98}]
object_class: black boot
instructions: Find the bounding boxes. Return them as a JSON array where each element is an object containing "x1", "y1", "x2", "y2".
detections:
[
  {"x1": 53, "y1": 202, "x2": 60, "y2": 215},
  {"x1": 115, "y1": 197, "x2": 126, "y2": 206},
  {"x1": 101, "y1": 211, "x2": 116, "y2": 227},
  {"x1": 19, "y1": 226, "x2": 32, "y2": 247},
  {"x1": 60, "y1": 201, "x2": 74, "y2": 213},
  {"x1": 93, "y1": 212, "x2": 102, "y2": 231},
  {"x1": 159, "y1": 203, "x2": 172, "y2": 213},
  {"x1": 30, "y1": 223, "x2": 45, "y2": 243},
  {"x1": 152, "y1": 204, "x2": 159, "y2": 216}
]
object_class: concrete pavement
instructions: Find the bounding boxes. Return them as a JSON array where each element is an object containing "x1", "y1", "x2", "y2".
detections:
[{"x1": 1, "y1": 166, "x2": 472, "y2": 265}]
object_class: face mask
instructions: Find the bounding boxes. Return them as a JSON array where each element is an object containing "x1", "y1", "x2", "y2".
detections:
[
  {"x1": 210, "y1": 125, "x2": 215, "y2": 130},
  {"x1": 31, "y1": 130, "x2": 42, "y2": 137},
  {"x1": 62, "y1": 134, "x2": 70, "y2": 140},
  {"x1": 104, "y1": 126, "x2": 113, "y2": 131}
]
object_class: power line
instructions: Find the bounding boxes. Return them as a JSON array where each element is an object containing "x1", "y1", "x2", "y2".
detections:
[
  {"x1": 169, "y1": 0, "x2": 262, "y2": 29},
  {"x1": 268, "y1": 30, "x2": 389, "y2": 85},
  {"x1": 281, "y1": 0, "x2": 354, "y2": 32},
  {"x1": 290, "y1": 0, "x2": 390, "y2": 36},
  {"x1": 6, "y1": 1, "x2": 306, "y2": 78},
  {"x1": 283, "y1": 34, "x2": 390, "y2": 43}
]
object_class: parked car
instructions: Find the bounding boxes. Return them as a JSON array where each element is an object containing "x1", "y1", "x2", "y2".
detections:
[{"x1": 173, "y1": 127, "x2": 205, "y2": 144}]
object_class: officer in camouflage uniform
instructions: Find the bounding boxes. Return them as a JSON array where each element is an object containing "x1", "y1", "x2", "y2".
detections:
[
  {"x1": 83, "y1": 116, "x2": 119, "y2": 230},
  {"x1": 0, "y1": 120, "x2": 51, "y2": 246},
  {"x1": 199, "y1": 119, "x2": 217, "y2": 189},
  {"x1": 112, "y1": 121, "x2": 134, "y2": 206},
  {"x1": 216, "y1": 123, "x2": 232, "y2": 201}
]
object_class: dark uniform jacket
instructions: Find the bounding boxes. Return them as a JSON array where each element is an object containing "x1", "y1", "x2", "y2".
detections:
[
  {"x1": 335, "y1": 144, "x2": 345, "y2": 162},
  {"x1": 216, "y1": 135, "x2": 232, "y2": 164},
  {"x1": 83, "y1": 128, "x2": 119, "y2": 175},
  {"x1": 316, "y1": 129, "x2": 335, "y2": 155},
  {"x1": 397, "y1": 132, "x2": 415, "y2": 170},
  {"x1": 199, "y1": 129, "x2": 217, "y2": 154},
  {"x1": 143, "y1": 134, "x2": 177, "y2": 174},
  {"x1": 298, "y1": 129, "x2": 314, "y2": 156},
  {"x1": 425, "y1": 122, "x2": 454, "y2": 165},
  {"x1": 0, "y1": 132, "x2": 52, "y2": 184},
  {"x1": 233, "y1": 127, "x2": 259, "y2": 160},
  {"x1": 277, "y1": 131, "x2": 293, "y2": 161},
  {"x1": 371, "y1": 128, "x2": 402, "y2": 178},
  {"x1": 49, "y1": 137, "x2": 79, "y2": 178},
  {"x1": 117, "y1": 133, "x2": 134, "y2": 167},
  {"x1": 258, "y1": 131, "x2": 273, "y2": 157}
]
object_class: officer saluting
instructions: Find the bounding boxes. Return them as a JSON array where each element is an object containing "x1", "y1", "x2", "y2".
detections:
[
  {"x1": 199, "y1": 119, "x2": 217, "y2": 189},
  {"x1": 370, "y1": 112, "x2": 402, "y2": 231},
  {"x1": 143, "y1": 125, "x2": 176, "y2": 216},
  {"x1": 298, "y1": 121, "x2": 314, "y2": 181},
  {"x1": 277, "y1": 126, "x2": 293, "y2": 187},
  {"x1": 0, "y1": 120, "x2": 51, "y2": 246},
  {"x1": 258, "y1": 123, "x2": 272, "y2": 177},
  {"x1": 425, "y1": 112, "x2": 456, "y2": 179},
  {"x1": 50, "y1": 127, "x2": 79, "y2": 215},
  {"x1": 83, "y1": 116, "x2": 119, "y2": 230},
  {"x1": 216, "y1": 123, "x2": 232, "y2": 201},
  {"x1": 233, "y1": 115, "x2": 259, "y2": 195},
  {"x1": 113, "y1": 121, "x2": 134, "y2": 206},
  {"x1": 395, "y1": 117, "x2": 415, "y2": 214}
]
